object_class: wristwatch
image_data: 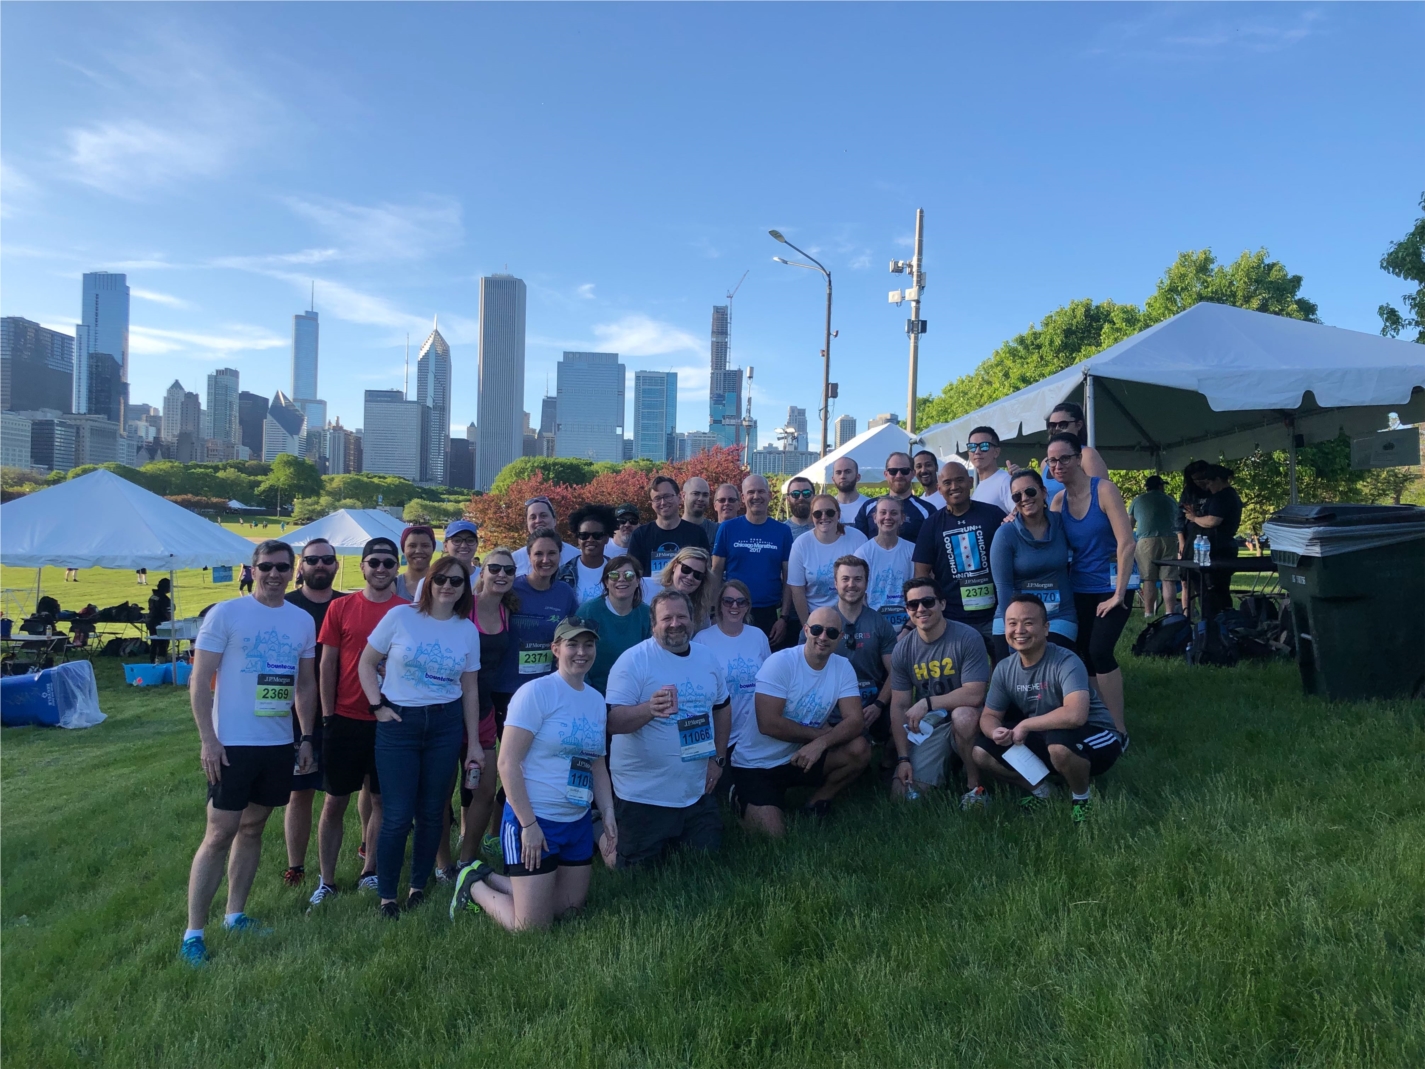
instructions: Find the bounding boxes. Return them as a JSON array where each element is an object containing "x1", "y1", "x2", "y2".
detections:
[
  {"x1": 368, "y1": 700, "x2": 386, "y2": 716},
  {"x1": 713, "y1": 755, "x2": 726, "y2": 768},
  {"x1": 298, "y1": 733, "x2": 314, "y2": 745}
]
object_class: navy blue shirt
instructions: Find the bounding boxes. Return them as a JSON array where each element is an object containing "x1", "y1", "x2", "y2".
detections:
[
  {"x1": 912, "y1": 501, "x2": 1006, "y2": 627},
  {"x1": 712, "y1": 516, "x2": 794, "y2": 608},
  {"x1": 853, "y1": 494, "x2": 936, "y2": 543}
]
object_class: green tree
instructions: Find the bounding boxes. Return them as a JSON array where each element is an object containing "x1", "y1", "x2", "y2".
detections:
[
  {"x1": 402, "y1": 498, "x2": 466, "y2": 523},
  {"x1": 258, "y1": 455, "x2": 322, "y2": 513},
  {"x1": 1378, "y1": 191, "x2": 1425, "y2": 343},
  {"x1": 490, "y1": 456, "x2": 595, "y2": 495},
  {"x1": 1143, "y1": 249, "x2": 1319, "y2": 325}
]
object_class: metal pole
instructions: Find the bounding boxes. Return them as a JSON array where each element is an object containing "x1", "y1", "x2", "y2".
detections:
[
  {"x1": 169, "y1": 568, "x2": 178, "y2": 682},
  {"x1": 1084, "y1": 372, "x2": 1097, "y2": 448},
  {"x1": 821, "y1": 274, "x2": 833, "y2": 457},
  {"x1": 906, "y1": 208, "x2": 924, "y2": 435},
  {"x1": 1287, "y1": 421, "x2": 1299, "y2": 504}
]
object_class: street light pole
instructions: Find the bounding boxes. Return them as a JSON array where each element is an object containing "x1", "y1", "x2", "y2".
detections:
[
  {"x1": 889, "y1": 209, "x2": 926, "y2": 435},
  {"x1": 769, "y1": 230, "x2": 833, "y2": 457}
]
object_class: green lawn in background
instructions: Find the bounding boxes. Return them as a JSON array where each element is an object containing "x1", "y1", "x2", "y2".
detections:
[{"x1": 3, "y1": 621, "x2": 1423, "y2": 1068}]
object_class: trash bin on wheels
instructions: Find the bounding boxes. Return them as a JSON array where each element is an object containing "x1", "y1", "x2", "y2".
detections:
[{"x1": 1262, "y1": 504, "x2": 1425, "y2": 701}]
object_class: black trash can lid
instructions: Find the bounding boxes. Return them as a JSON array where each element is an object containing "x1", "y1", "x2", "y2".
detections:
[{"x1": 1267, "y1": 504, "x2": 1425, "y2": 528}]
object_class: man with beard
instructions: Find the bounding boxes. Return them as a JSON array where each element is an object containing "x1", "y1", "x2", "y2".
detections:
[
  {"x1": 914, "y1": 450, "x2": 945, "y2": 510},
  {"x1": 681, "y1": 476, "x2": 719, "y2": 544},
  {"x1": 603, "y1": 590, "x2": 731, "y2": 867},
  {"x1": 281, "y1": 539, "x2": 346, "y2": 887},
  {"x1": 783, "y1": 476, "x2": 816, "y2": 538},
  {"x1": 853, "y1": 452, "x2": 936, "y2": 541},
  {"x1": 832, "y1": 457, "x2": 868, "y2": 523}
]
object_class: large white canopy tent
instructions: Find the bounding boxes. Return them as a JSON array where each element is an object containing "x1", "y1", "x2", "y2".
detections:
[
  {"x1": 282, "y1": 508, "x2": 407, "y2": 555},
  {"x1": 916, "y1": 303, "x2": 1425, "y2": 500},
  {"x1": 789, "y1": 421, "x2": 930, "y2": 486}
]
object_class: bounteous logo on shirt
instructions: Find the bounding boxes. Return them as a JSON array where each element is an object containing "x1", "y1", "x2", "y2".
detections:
[
  {"x1": 242, "y1": 628, "x2": 302, "y2": 676},
  {"x1": 401, "y1": 640, "x2": 465, "y2": 688}
]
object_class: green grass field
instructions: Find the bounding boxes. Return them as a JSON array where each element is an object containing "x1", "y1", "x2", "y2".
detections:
[{"x1": 3, "y1": 616, "x2": 1423, "y2": 1068}]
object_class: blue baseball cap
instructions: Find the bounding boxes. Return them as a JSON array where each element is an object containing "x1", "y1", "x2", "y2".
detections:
[{"x1": 444, "y1": 520, "x2": 479, "y2": 541}]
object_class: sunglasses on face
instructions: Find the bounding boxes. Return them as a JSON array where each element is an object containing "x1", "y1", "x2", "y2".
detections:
[
  {"x1": 905, "y1": 596, "x2": 940, "y2": 611},
  {"x1": 617, "y1": 516, "x2": 639, "y2": 526},
  {"x1": 302, "y1": 554, "x2": 337, "y2": 566},
  {"x1": 255, "y1": 561, "x2": 292, "y2": 574},
  {"x1": 786, "y1": 488, "x2": 815, "y2": 499},
  {"x1": 1012, "y1": 487, "x2": 1040, "y2": 503},
  {"x1": 721, "y1": 596, "x2": 749, "y2": 609},
  {"x1": 607, "y1": 569, "x2": 638, "y2": 582},
  {"x1": 364, "y1": 557, "x2": 398, "y2": 570},
  {"x1": 967, "y1": 441, "x2": 996, "y2": 453},
  {"x1": 484, "y1": 563, "x2": 516, "y2": 576},
  {"x1": 677, "y1": 563, "x2": 706, "y2": 581},
  {"x1": 812, "y1": 509, "x2": 839, "y2": 521},
  {"x1": 715, "y1": 497, "x2": 739, "y2": 506},
  {"x1": 1046, "y1": 419, "x2": 1079, "y2": 432},
  {"x1": 447, "y1": 537, "x2": 478, "y2": 548},
  {"x1": 576, "y1": 530, "x2": 608, "y2": 541},
  {"x1": 806, "y1": 624, "x2": 842, "y2": 640},
  {"x1": 429, "y1": 573, "x2": 465, "y2": 588},
  {"x1": 885, "y1": 467, "x2": 911, "y2": 477}
]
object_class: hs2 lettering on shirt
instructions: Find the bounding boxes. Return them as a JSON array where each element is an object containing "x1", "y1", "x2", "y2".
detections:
[{"x1": 911, "y1": 657, "x2": 957, "y2": 684}]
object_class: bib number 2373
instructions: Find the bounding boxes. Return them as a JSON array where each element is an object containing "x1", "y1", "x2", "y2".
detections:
[
  {"x1": 677, "y1": 713, "x2": 715, "y2": 762},
  {"x1": 255, "y1": 673, "x2": 295, "y2": 716},
  {"x1": 566, "y1": 754, "x2": 594, "y2": 805}
]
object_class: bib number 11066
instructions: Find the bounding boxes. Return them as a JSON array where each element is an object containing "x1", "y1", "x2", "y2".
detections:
[
  {"x1": 565, "y1": 754, "x2": 594, "y2": 805},
  {"x1": 677, "y1": 713, "x2": 714, "y2": 762}
]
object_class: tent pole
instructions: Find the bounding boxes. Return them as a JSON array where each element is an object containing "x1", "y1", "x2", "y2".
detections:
[
  {"x1": 1083, "y1": 372, "x2": 1097, "y2": 449},
  {"x1": 36, "y1": 567, "x2": 42, "y2": 614},
  {"x1": 169, "y1": 568, "x2": 178, "y2": 683},
  {"x1": 1287, "y1": 422, "x2": 1299, "y2": 505}
]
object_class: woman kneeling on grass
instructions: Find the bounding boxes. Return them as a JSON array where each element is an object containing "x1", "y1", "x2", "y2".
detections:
[{"x1": 451, "y1": 616, "x2": 616, "y2": 930}]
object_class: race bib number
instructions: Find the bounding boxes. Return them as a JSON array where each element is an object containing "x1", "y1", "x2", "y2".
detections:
[
  {"x1": 677, "y1": 713, "x2": 715, "y2": 762},
  {"x1": 566, "y1": 754, "x2": 594, "y2": 805},
  {"x1": 518, "y1": 644, "x2": 553, "y2": 676},
  {"x1": 1017, "y1": 585, "x2": 1061, "y2": 615},
  {"x1": 1109, "y1": 563, "x2": 1142, "y2": 591},
  {"x1": 254, "y1": 673, "x2": 295, "y2": 716},
  {"x1": 877, "y1": 604, "x2": 908, "y2": 630},
  {"x1": 858, "y1": 680, "x2": 880, "y2": 705},
  {"x1": 960, "y1": 582, "x2": 995, "y2": 612}
]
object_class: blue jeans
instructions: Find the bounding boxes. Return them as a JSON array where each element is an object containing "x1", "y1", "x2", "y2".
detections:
[{"x1": 374, "y1": 700, "x2": 464, "y2": 900}]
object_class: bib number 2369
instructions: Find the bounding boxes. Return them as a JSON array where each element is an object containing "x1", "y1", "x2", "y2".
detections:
[
  {"x1": 566, "y1": 754, "x2": 594, "y2": 805},
  {"x1": 677, "y1": 713, "x2": 715, "y2": 762},
  {"x1": 255, "y1": 673, "x2": 295, "y2": 715}
]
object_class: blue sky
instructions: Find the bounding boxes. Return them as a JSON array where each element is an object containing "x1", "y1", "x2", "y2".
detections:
[{"x1": 3, "y1": 2, "x2": 1421, "y2": 449}]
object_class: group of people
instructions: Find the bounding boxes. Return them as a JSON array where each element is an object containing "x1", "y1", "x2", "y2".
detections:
[{"x1": 180, "y1": 403, "x2": 1241, "y2": 963}]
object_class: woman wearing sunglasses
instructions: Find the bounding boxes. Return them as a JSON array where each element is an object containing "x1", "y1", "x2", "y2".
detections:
[
  {"x1": 1041, "y1": 403, "x2": 1110, "y2": 503},
  {"x1": 358, "y1": 556, "x2": 483, "y2": 918},
  {"x1": 577, "y1": 555, "x2": 651, "y2": 696},
  {"x1": 648, "y1": 546, "x2": 717, "y2": 630},
  {"x1": 556, "y1": 504, "x2": 617, "y2": 604},
  {"x1": 787, "y1": 493, "x2": 868, "y2": 624},
  {"x1": 988, "y1": 468, "x2": 1078, "y2": 662},
  {"x1": 693, "y1": 579, "x2": 770, "y2": 771}
]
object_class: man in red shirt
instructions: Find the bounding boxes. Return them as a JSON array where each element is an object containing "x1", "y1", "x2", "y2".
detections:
[{"x1": 308, "y1": 538, "x2": 409, "y2": 906}]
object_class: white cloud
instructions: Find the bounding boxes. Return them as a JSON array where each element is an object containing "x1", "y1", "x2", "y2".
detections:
[
  {"x1": 591, "y1": 315, "x2": 701, "y2": 357},
  {"x1": 1, "y1": 160, "x2": 37, "y2": 218},
  {"x1": 1087, "y1": 6, "x2": 1324, "y2": 60},
  {"x1": 131, "y1": 287, "x2": 191, "y2": 309},
  {"x1": 282, "y1": 195, "x2": 464, "y2": 262},
  {"x1": 68, "y1": 120, "x2": 229, "y2": 194},
  {"x1": 212, "y1": 249, "x2": 341, "y2": 270},
  {"x1": 129, "y1": 324, "x2": 285, "y2": 359},
  {"x1": 576, "y1": 283, "x2": 596, "y2": 300}
]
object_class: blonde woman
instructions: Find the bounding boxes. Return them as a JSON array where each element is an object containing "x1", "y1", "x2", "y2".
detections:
[
  {"x1": 644, "y1": 546, "x2": 716, "y2": 630},
  {"x1": 787, "y1": 493, "x2": 867, "y2": 620}
]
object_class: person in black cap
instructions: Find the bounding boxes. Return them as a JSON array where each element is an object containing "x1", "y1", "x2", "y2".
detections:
[{"x1": 611, "y1": 503, "x2": 641, "y2": 555}]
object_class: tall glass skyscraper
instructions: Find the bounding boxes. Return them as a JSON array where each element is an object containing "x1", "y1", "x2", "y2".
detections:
[
  {"x1": 74, "y1": 272, "x2": 129, "y2": 416},
  {"x1": 634, "y1": 370, "x2": 677, "y2": 461},
  {"x1": 2, "y1": 317, "x2": 74, "y2": 413},
  {"x1": 292, "y1": 308, "x2": 319, "y2": 402},
  {"x1": 476, "y1": 274, "x2": 527, "y2": 491},
  {"x1": 708, "y1": 304, "x2": 743, "y2": 449},
  {"x1": 416, "y1": 322, "x2": 451, "y2": 484},
  {"x1": 555, "y1": 352, "x2": 625, "y2": 462},
  {"x1": 206, "y1": 368, "x2": 241, "y2": 445}
]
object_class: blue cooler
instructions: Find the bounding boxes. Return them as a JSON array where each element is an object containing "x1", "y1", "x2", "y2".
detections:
[
  {"x1": 1, "y1": 671, "x2": 62, "y2": 726},
  {"x1": 123, "y1": 663, "x2": 168, "y2": 686}
]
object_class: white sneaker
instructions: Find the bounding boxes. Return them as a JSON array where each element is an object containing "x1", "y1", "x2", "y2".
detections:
[
  {"x1": 357, "y1": 873, "x2": 379, "y2": 892},
  {"x1": 308, "y1": 882, "x2": 338, "y2": 907}
]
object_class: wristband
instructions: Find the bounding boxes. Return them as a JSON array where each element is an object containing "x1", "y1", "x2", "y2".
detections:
[
  {"x1": 521, "y1": 819, "x2": 538, "y2": 829},
  {"x1": 896, "y1": 755, "x2": 911, "y2": 765}
]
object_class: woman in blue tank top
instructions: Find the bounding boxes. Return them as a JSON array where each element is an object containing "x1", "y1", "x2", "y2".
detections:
[{"x1": 1046, "y1": 433, "x2": 1135, "y2": 736}]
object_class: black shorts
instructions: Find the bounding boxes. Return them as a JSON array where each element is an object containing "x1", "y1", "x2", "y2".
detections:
[
  {"x1": 975, "y1": 723, "x2": 1123, "y2": 779},
  {"x1": 322, "y1": 715, "x2": 381, "y2": 797},
  {"x1": 208, "y1": 744, "x2": 293, "y2": 811},
  {"x1": 614, "y1": 794, "x2": 722, "y2": 867},
  {"x1": 290, "y1": 712, "x2": 323, "y2": 792},
  {"x1": 730, "y1": 752, "x2": 828, "y2": 814}
]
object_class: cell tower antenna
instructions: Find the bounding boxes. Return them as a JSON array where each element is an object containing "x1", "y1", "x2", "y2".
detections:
[{"x1": 310, "y1": 280, "x2": 315, "y2": 312}]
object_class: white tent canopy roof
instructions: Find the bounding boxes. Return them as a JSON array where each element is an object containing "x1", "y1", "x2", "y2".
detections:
[
  {"x1": 789, "y1": 422, "x2": 946, "y2": 485},
  {"x1": 918, "y1": 303, "x2": 1425, "y2": 470},
  {"x1": 0, "y1": 469, "x2": 259, "y2": 570},
  {"x1": 282, "y1": 508, "x2": 408, "y2": 555}
]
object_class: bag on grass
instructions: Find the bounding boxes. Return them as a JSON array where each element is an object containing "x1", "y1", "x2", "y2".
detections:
[
  {"x1": 1188, "y1": 612, "x2": 1240, "y2": 667},
  {"x1": 1132, "y1": 613, "x2": 1192, "y2": 658}
]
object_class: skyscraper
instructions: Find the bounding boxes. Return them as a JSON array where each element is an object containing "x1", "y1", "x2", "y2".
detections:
[
  {"x1": 292, "y1": 306, "x2": 319, "y2": 402},
  {"x1": 162, "y1": 380, "x2": 187, "y2": 442},
  {"x1": 787, "y1": 406, "x2": 808, "y2": 452},
  {"x1": 239, "y1": 391, "x2": 269, "y2": 457},
  {"x1": 555, "y1": 352, "x2": 625, "y2": 462},
  {"x1": 634, "y1": 370, "x2": 677, "y2": 461},
  {"x1": 708, "y1": 304, "x2": 743, "y2": 449},
  {"x1": 74, "y1": 272, "x2": 129, "y2": 415},
  {"x1": 835, "y1": 413, "x2": 857, "y2": 449},
  {"x1": 363, "y1": 389, "x2": 422, "y2": 481},
  {"x1": 86, "y1": 352, "x2": 126, "y2": 425},
  {"x1": 263, "y1": 390, "x2": 306, "y2": 462},
  {"x1": 206, "y1": 368, "x2": 241, "y2": 445},
  {"x1": 476, "y1": 274, "x2": 526, "y2": 491},
  {"x1": 2, "y1": 317, "x2": 74, "y2": 413},
  {"x1": 416, "y1": 321, "x2": 451, "y2": 484}
]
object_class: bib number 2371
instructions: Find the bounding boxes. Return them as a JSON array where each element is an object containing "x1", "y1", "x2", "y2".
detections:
[
  {"x1": 566, "y1": 754, "x2": 594, "y2": 805},
  {"x1": 677, "y1": 713, "x2": 715, "y2": 762}
]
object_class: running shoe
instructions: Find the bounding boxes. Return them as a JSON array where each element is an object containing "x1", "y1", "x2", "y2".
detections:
[
  {"x1": 450, "y1": 860, "x2": 493, "y2": 920},
  {"x1": 379, "y1": 901, "x2": 400, "y2": 921},
  {"x1": 434, "y1": 865, "x2": 458, "y2": 884},
  {"x1": 404, "y1": 889, "x2": 427, "y2": 911},
  {"x1": 222, "y1": 913, "x2": 273, "y2": 936},
  {"x1": 357, "y1": 872, "x2": 379, "y2": 892},
  {"x1": 180, "y1": 935, "x2": 208, "y2": 967},
  {"x1": 800, "y1": 799, "x2": 831, "y2": 821},
  {"x1": 959, "y1": 786, "x2": 990, "y2": 810},
  {"x1": 480, "y1": 834, "x2": 501, "y2": 860},
  {"x1": 281, "y1": 865, "x2": 305, "y2": 887},
  {"x1": 1018, "y1": 793, "x2": 1049, "y2": 814},
  {"x1": 308, "y1": 882, "x2": 338, "y2": 907},
  {"x1": 1072, "y1": 796, "x2": 1094, "y2": 824}
]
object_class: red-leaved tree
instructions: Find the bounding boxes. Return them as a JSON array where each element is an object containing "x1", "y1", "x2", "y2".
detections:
[{"x1": 466, "y1": 448, "x2": 747, "y2": 548}]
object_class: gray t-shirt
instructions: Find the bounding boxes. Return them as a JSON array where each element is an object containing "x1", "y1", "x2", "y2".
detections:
[
  {"x1": 890, "y1": 618, "x2": 991, "y2": 704},
  {"x1": 986, "y1": 644, "x2": 1116, "y2": 734},
  {"x1": 785, "y1": 517, "x2": 814, "y2": 540},
  {"x1": 801, "y1": 603, "x2": 896, "y2": 704}
]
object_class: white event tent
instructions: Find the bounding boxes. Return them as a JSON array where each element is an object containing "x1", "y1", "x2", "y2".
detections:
[
  {"x1": 917, "y1": 303, "x2": 1425, "y2": 499},
  {"x1": 789, "y1": 421, "x2": 931, "y2": 486},
  {"x1": 282, "y1": 508, "x2": 407, "y2": 555}
]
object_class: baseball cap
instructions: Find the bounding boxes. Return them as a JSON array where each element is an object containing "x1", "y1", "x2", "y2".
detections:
[
  {"x1": 614, "y1": 504, "x2": 640, "y2": 523},
  {"x1": 552, "y1": 616, "x2": 601, "y2": 643},
  {"x1": 444, "y1": 519, "x2": 479, "y2": 540},
  {"x1": 362, "y1": 537, "x2": 399, "y2": 559}
]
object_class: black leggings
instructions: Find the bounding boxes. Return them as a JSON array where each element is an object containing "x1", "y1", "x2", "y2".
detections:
[{"x1": 1074, "y1": 591, "x2": 1134, "y2": 675}]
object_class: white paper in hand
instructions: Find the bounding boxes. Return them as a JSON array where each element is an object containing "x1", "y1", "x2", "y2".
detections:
[
  {"x1": 1002, "y1": 743, "x2": 1050, "y2": 786},
  {"x1": 904, "y1": 722, "x2": 932, "y2": 746}
]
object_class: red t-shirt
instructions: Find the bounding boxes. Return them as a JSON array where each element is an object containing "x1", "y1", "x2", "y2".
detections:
[{"x1": 317, "y1": 590, "x2": 410, "y2": 720}]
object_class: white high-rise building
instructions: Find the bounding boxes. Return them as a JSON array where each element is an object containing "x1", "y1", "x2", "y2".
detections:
[
  {"x1": 74, "y1": 272, "x2": 129, "y2": 416},
  {"x1": 363, "y1": 389, "x2": 422, "y2": 481},
  {"x1": 476, "y1": 274, "x2": 526, "y2": 491},
  {"x1": 555, "y1": 352, "x2": 625, "y2": 462},
  {"x1": 206, "y1": 368, "x2": 241, "y2": 445},
  {"x1": 633, "y1": 370, "x2": 677, "y2": 461},
  {"x1": 787, "y1": 406, "x2": 808, "y2": 452},
  {"x1": 417, "y1": 321, "x2": 451, "y2": 484},
  {"x1": 835, "y1": 413, "x2": 857, "y2": 449},
  {"x1": 162, "y1": 380, "x2": 187, "y2": 442}
]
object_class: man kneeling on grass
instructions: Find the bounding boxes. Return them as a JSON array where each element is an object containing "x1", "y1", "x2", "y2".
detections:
[
  {"x1": 731, "y1": 606, "x2": 871, "y2": 836},
  {"x1": 972, "y1": 594, "x2": 1122, "y2": 823}
]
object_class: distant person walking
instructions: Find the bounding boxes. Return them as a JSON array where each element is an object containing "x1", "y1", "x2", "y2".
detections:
[{"x1": 1129, "y1": 475, "x2": 1179, "y2": 617}]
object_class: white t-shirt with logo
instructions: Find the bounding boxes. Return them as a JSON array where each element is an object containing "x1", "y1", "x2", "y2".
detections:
[
  {"x1": 787, "y1": 529, "x2": 868, "y2": 613},
  {"x1": 574, "y1": 561, "x2": 606, "y2": 604},
  {"x1": 366, "y1": 604, "x2": 481, "y2": 706},
  {"x1": 194, "y1": 596, "x2": 317, "y2": 748},
  {"x1": 738, "y1": 647, "x2": 860, "y2": 769},
  {"x1": 972, "y1": 468, "x2": 1014, "y2": 514},
  {"x1": 504, "y1": 671, "x2": 608, "y2": 822},
  {"x1": 605, "y1": 638, "x2": 730, "y2": 808},
  {"x1": 693, "y1": 623, "x2": 771, "y2": 751},
  {"x1": 854, "y1": 536, "x2": 916, "y2": 622}
]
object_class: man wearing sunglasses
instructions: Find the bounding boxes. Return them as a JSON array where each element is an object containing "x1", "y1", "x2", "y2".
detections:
[
  {"x1": 966, "y1": 427, "x2": 1016, "y2": 515},
  {"x1": 734, "y1": 606, "x2": 871, "y2": 836},
  {"x1": 628, "y1": 476, "x2": 710, "y2": 582},
  {"x1": 182, "y1": 541, "x2": 318, "y2": 966},
  {"x1": 782, "y1": 477, "x2": 816, "y2": 539},
  {"x1": 913, "y1": 460, "x2": 1006, "y2": 653},
  {"x1": 852, "y1": 452, "x2": 935, "y2": 542},
  {"x1": 712, "y1": 484, "x2": 742, "y2": 525},
  {"x1": 611, "y1": 505, "x2": 640, "y2": 553},
  {"x1": 308, "y1": 537, "x2": 410, "y2": 907},
  {"x1": 280, "y1": 539, "x2": 348, "y2": 887},
  {"x1": 888, "y1": 578, "x2": 991, "y2": 806}
]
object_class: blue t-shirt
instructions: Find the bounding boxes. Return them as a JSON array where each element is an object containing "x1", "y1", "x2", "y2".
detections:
[
  {"x1": 493, "y1": 577, "x2": 580, "y2": 694},
  {"x1": 712, "y1": 516, "x2": 794, "y2": 608}
]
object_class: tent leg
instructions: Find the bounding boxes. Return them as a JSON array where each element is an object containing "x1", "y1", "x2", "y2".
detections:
[
  {"x1": 170, "y1": 569, "x2": 178, "y2": 683},
  {"x1": 36, "y1": 567, "x2": 42, "y2": 614},
  {"x1": 1084, "y1": 373, "x2": 1096, "y2": 449},
  {"x1": 1288, "y1": 437, "x2": 1298, "y2": 505}
]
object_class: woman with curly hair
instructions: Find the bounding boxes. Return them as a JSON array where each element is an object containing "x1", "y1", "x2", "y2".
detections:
[{"x1": 646, "y1": 546, "x2": 716, "y2": 630}]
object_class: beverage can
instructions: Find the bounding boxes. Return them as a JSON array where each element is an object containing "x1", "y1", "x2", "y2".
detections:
[{"x1": 464, "y1": 764, "x2": 481, "y2": 790}]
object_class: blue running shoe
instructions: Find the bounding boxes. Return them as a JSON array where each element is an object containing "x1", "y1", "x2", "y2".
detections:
[
  {"x1": 180, "y1": 935, "x2": 208, "y2": 967},
  {"x1": 223, "y1": 914, "x2": 273, "y2": 936}
]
